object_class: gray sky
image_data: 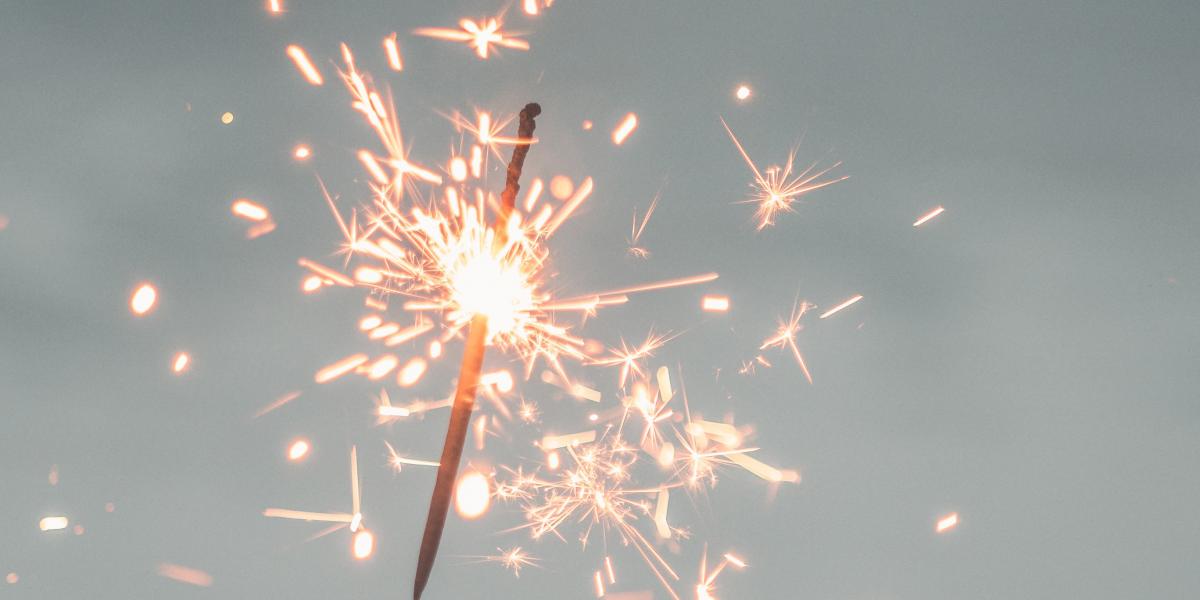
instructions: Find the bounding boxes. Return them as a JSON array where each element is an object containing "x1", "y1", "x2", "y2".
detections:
[{"x1": 2, "y1": 0, "x2": 1198, "y2": 598}]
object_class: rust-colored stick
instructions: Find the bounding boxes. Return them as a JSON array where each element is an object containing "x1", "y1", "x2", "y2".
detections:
[{"x1": 413, "y1": 102, "x2": 541, "y2": 600}]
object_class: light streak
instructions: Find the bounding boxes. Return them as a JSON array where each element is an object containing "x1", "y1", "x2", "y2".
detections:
[
  {"x1": 819, "y1": 294, "x2": 862, "y2": 319},
  {"x1": 721, "y1": 117, "x2": 847, "y2": 229},
  {"x1": 385, "y1": 442, "x2": 439, "y2": 472},
  {"x1": 39, "y1": 516, "x2": 68, "y2": 531},
  {"x1": 129, "y1": 283, "x2": 157, "y2": 316},
  {"x1": 454, "y1": 471, "x2": 491, "y2": 519},
  {"x1": 414, "y1": 17, "x2": 529, "y2": 59},
  {"x1": 297, "y1": 258, "x2": 354, "y2": 287},
  {"x1": 171, "y1": 352, "x2": 191, "y2": 374},
  {"x1": 541, "y1": 430, "x2": 596, "y2": 450},
  {"x1": 612, "y1": 113, "x2": 638, "y2": 145},
  {"x1": 383, "y1": 33, "x2": 404, "y2": 71},
  {"x1": 760, "y1": 299, "x2": 813, "y2": 384},
  {"x1": 314, "y1": 353, "x2": 369, "y2": 383},
  {"x1": 936, "y1": 512, "x2": 959, "y2": 533},
  {"x1": 253, "y1": 391, "x2": 302, "y2": 419},
  {"x1": 286, "y1": 44, "x2": 323, "y2": 85},
  {"x1": 701, "y1": 295, "x2": 730, "y2": 312},
  {"x1": 157, "y1": 563, "x2": 213, "y2": 587},
  {"x1": 913, "y1": 205, "x2": 945, "y2": 227},
  {"x1": 594, "y1": 570, "x2": 605, "y2": 597},
  {"x1": 653, "y1": 488, "x2": 670, "y2": 538}
]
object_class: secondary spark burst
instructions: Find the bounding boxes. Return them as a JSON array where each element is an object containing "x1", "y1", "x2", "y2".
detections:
[
  {"x1": 721, "y1": 117, "x2": 847, "y2": 230},
  {"x1": 760, "y1": 299, "x2": 814, "y2": 384},
  {"x1": 414, "y1": 17, "x2": 529, "y2": 60}
]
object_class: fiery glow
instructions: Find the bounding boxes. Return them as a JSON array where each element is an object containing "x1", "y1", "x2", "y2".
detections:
[
  {"x1": 353, "y1": 529, "x2": 376, "y2": 559},
  {"x1": 721, "y1": 117, "x2": 847, "y2": 230},
  {"x1": 818, "y1": 294, "x2": 862, "y2": 319},
  {"x1": 414, "y1": 17, "x2": 529, "y2": 59},
  {"x1": 913, "y1": 205, "x2": 945, "y2": 227},
  {"x1": 286, "y1": 44, "x2": 323, "y2": 85},
  {"x1": 157, "y1": 563, "x2": 213, "y2": 587},
  {"x1": 129, "y1": 283, "x2": 158, "y2": 316},
  {"x1": 397, "y1": 357, "x2": 428, "y2": 386},
  {"x1": 38, "y1": 516, "x2": 68, "y2": 531},
  {"x1": 231, "y1": 199, "x2": 270, "y2": 222},
  {"x1": 455, "y1": 471, "x2": 491, "y2": 519},
  {"x1": 383, "y1": 33, "x2": 404, "y2": 71},
  {"x1": 936, "y1": 512, "x2": 959, "y2": 533},
  {"x1": 171, "y1": 352, "x2": 191, "y2": 374},
  {"x1": 287, "y1": 439, "x2": 310, "y2": 461},
  {"x1": 701, "y1": 295, "x2": 730, "y2": 312},
  {"x1": 612, "y1": 112, "x2": 639, "y2": 145}
]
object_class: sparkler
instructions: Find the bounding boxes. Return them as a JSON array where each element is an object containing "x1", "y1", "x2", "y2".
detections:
[{"x1": 720, "y1": 117, "x2": 847, "y2": 230}]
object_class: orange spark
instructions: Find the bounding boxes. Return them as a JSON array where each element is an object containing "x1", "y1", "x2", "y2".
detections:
[
  {"x1": 936, "y1": 512, "x2": 959, "y2": 533},
  {"x1": 594, "y1": 570, "x2": 605, "y2": 597},
  {"x1": 701, "y1": 295, "x2": 730, "y2": 312},
  {"x1": 612, "y1": 112, "x2": 638, "y2": 145},
  {"x1": 818, "y1": 294, "x2": 862, "y2": 319},
  {"x1": 397, "y1": 357, "x2": 428, "y2": 386},
  {"x1": 314, "y1": 353, "x2": 369, "y2": 383},
  {"x1": 455, "y1": 471, "x2": 491, "y2": 519},
  {"x1": 523, "y1": 0, "x2": 539, "y2": 16},
  {"x1": 39, "y1": 516, "x2": 68, "y2": 531},
  {"x1": 231, "y1": 199, "x2": 270, "y2": 222},
  {"x1": 129, "y1": 283, "x2": 157, "y2": 316},
  {"x1": 582, "y1": 119, "x2": 593, "y2": 131},
  {"x1": 383, "y1": 33, "x2": 404, "y2": 71},
  {"x1": 913, "y1": 205, "x2": 945, "y2": 227},
  {"x1": 735, "y1": 84, "x2": 752, "y2": 101},
  {"x1": 414, "y1": 17, "x2": 529, "y2": 59},
  {"x1": 266, "y1": 0, "x2": 282, "y2": 14},
  {"x1": 549, "y1": 175, "x2": 574, "y2": 200},
  {"x1": 286, "y1": 44, "x2": 324, "y2": 85},
  {"x1": 353, "y1": 529, "x2": 376, "y2": 559},
  {"x1": 157, "y1": 563, "x2": 213, "y2": 587},
  {"x1": 171, "y1": 352, "x2": 191, "y2": 374},
  {"x1": 287, "y1": 439, "x2": 310, "y2": 461},
  {"x1": 293, "y1": 144, "x2": 312, "y2": 160}
]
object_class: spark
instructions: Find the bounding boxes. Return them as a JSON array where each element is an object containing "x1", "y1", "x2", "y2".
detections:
[
  {"x1": 541, "y1": 430, "x2": 597, "y2": 450},
  {"x1": 594, "y1": 570, "x2": 606, "y2": 597},
  {"x1": 612, "y1": 112, "x2": 639, "y2": 145},
  {"x1": 627, "y1": 194, "x2": 658, "y2": 258},
  {"x1": 171, "y1": 352, "x2": 191, "y2": 374},
  {"x1": 760, "y1": 300, "x2": 813, "y2": 384},
  {"x1": 221, "y1": 111, "x2": 234, "y2": 125},
  {"x1": 549, "y1": 175, "x2": 574, "y2": 200},
  {"x1": 720, "y1": 117, "x2": 847, "y2": 230},
  {"x1": 383, "y1": 33, "x2": 404, "y2": 71},
  {"x1": 157, "y1": 563, "x2": 213, "y2": 587},
  {"x1": 287, "y1": 439, "x2": 310, "y2": 461},
  {"x1": 936, "y1": 512, "x2": 959, "y2": 533},
  {"x1": 735, "y1": 84, "x2": 752, "y2": 101},
  {"x1": 266, "y1": 0, "x2": 282, "y2": 15},
  {"x1": 286, "y1": 44, "x2": 324, "y2": 85},
  {"x1": 384, "y1": 441, "x2": 439, "y2": 472},
  {"x1": 39, "y1": 516, "x2": 68, "y2": 531},
  {"x1": 523, "y1": 0, "x2": 540, "y2": 16},
  {"x1": 397, "y1": 357, "x2": 428, "y2": 386},
  {"x1": 293, "y1": 144, "x2": 312, "y2": 160},
  {"x1": 592, "y1": 330, "x2": 676, "y2": 389},
  {"x1": 48, "y1": 464, "x2": 58, "y2": 486},
  {"x1": 232, "y1": 199, "x2": 270, "y2": 222},
  {"x1": 701, "y1": 295, "x2": 730, "y2": 312},
  {"x1": 264, "y1": 447, "x2": 369, "y2": 559},
  {"x1": 582, "y1": 119, "x2": 593, "y2": 131},
  {"x1": 913, "y1": 205, "x2": 945, "y2": 227},
  {"x1": 129, "y1": 283, "x2": 157, "y2": 316},
  {"x1": 253, "y1": 390, "x2": 302, "y2": 419},
  {"x1": 818, "y1": 294, "x2": 862, "y2": 319},
  {"x1": 314, "y1": 353, "x2": 369, "y2": 383},
  {"x1": 414, "y1": 17, "x2": 529, "y2": 59},
  {"x1": 353, "y1": 529, "x2": 376, "y2": 559},
  {"x1": 455, "y1": 471, "x2": 491, "y2": 519}
]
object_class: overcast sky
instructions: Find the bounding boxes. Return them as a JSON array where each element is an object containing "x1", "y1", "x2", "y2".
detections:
[{"x1": 2, "y1": 0, "x2": 1198, "y2": 598}]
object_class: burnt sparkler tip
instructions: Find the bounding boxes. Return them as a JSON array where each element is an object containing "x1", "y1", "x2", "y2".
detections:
[{"x1": 522, "y1": 102, "x2": 542, "y2": 119}]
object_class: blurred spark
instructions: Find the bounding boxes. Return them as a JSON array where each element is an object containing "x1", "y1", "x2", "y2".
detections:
[
  {"x1": 913, "y1": 205, "x2": 945, "y2": 227},
  {"x1": 129, "y1": 283, "x2": 158, "y2": 316},
  {"x1": 157, "y1": 563, "x2": 213, "y2": 587},
  {"x1": 818, "y1": 294, "x2": 862, "y2": 319},
  {"x1": 612, "y1": 113, "x2": 638, "y2": 145}
]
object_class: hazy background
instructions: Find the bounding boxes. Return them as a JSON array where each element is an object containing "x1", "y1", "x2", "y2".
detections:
[{"x1": 2, "y1": 0, "x2": 1198, "y2": 598}]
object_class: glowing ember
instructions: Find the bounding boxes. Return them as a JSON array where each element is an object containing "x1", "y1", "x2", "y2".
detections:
[
  {"x1": 735, "y1": 84, "x2": 752, "y2": 101},
  {"x1": 285, "y1": 44, "x2": 323, "y2": 85},
  {"x1": 383, "y1": 33, "x2": 404, "y2": 71},
  {"x1": 38, "y1": 516, "x2": 68, "y2": 531},
  {"x1": 549, "y1": 175, "x2": 574, "y2": 200},
  {"x1": 287, "y1": 439, "x2": 310, "y2": 461},
  {"x1": 171, "y1": 352, "x2": 191, "y2": 374},
  {"x1": 913, "y1": 205, "x2": 946, "y2": 227},
  {"x1": 701, "y1": 295, "x2": 730, "y2": 312},
  {"x1": 157, "y1": 563, "x2": 213, "y2": 587},
  {"x1": 818, "y1": 294, "x2": 862, "y2": 319},
  {"x1": 936, "y1": 512, "x2": 959, "y2": 533},
  {"x1": 455, "y1": 471, "x2": 491, "y2": 519},
  {"x1": 612, "y1": 112, "x2": 639, "y2": 145},
  {"x1": 220, "y1": 111, "x2": 234, "y2": 125},
  {"x1": 293, "y1": 144, "x2": 312, "y2": 160},
  {"x1": 129, "y1": 283, "x2": 158, "y2": 316},
  {"x1": 353, "y1": 529, "x2": 376, "y2": 559}
]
